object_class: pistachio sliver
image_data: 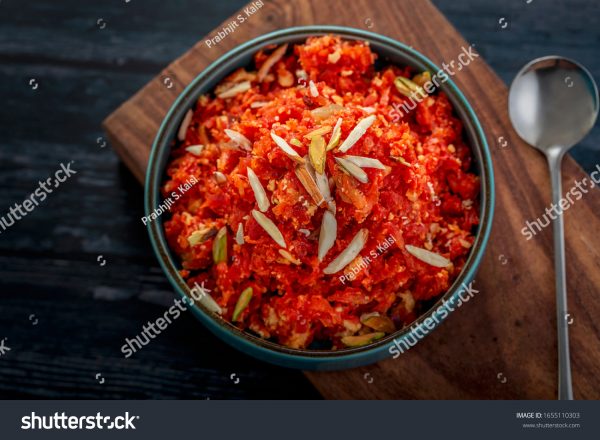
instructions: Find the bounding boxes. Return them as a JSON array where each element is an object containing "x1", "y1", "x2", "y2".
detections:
[
  {"x1": 309, "y1": 134, "x2": 326, "y2": 174},
  {"x1": 188, "y1": 227, "x2": 218, "y2": 247},
  {"x1": 212, "y1": 226, "x2": 228, "y2": 263},
  {"x1": 412, "y1": 71, "x2": 432, "y2": 88},
  {"x1": 278, "y1": 249, "x2": 301, "y2": 265},
  {"x1": 394, "y1": 76, "x2": 426, "y2": 99},
  {"x1": 360, "y1": 314, "x2": 396, "y2": 333},
  {"x1": 232, "y1": 287, "x2": 253, "y2": 321},
  {"x1": 290, "y1": 138, "x2": 303, "y2": 148},
  {"x1": 326, "y1": 117, "x2": 343, "y2": 151},
  {"x1": 341, "y1": 332, "x2": 385, "y2": 347},
  {"x1": 390, "y1": 155, "x2": 412, "y2": 167},
  {"x1": 304, "y1": 126, "x2": 332, "y2": 139}
]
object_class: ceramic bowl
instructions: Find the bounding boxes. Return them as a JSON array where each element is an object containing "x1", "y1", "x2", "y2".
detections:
[{"x1": 145, "y1": 26, "x2": 494, "y2": 370}]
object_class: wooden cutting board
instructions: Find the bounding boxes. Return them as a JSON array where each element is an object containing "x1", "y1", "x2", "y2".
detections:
[{"x1": 102, "y1": 0, "x2": 600, "y2": 399}]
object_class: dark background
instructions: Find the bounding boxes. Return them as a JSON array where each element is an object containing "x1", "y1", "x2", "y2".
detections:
[{"x1": 0, "y1": 0, "x2": 598, "y2": 398}]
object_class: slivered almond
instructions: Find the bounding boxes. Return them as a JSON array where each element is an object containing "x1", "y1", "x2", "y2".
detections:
[
  {"x1": 315, "y1": 170, "x2": 331, "y2": 201},
  {"x1": 227, "y1": 68, "x2": 257, "y2": 83},
  {"x1": 327, "y1": 199, "x2": 336, "y2": 213},
  {"x1": 398, "y1": 291, "x2": 415, "y2": 313},
  {"x1": 217, "y1": 80, "x2": 251, "y2": 99},
  {"x1": 190, "y1": 282, "x2": 223, "y2": 315},
  {"x1": 359, "y1": 106, "x2": 376, "y2": 114},
  {"x1": 305, "y1": 158, "x2": 332, "y2": 202},
  {"x1": 309, "y1": 135, "x2": 326, "y2": 174},
  {"x1": 270, "y1": 132, "x2": 305, "y2": 163},
  {"x1": 187, "y1": 227, "x2": 217, "y2": 247},
  {"x1": 213, "y1": 171, "x2": 227, "y2": 183},
  {"x1": 405, "y1": 244, "x2": 450, "y2": 267},
  {"x1": 257, "y1": 44, "x2": 288, "y2": 82},
  {"x1": 338, "y1": 115, "x2": 376, "y2": 153},
  {"x1": 251, "y1": 210, "x2": 286, "y2": 248},
  {"x1": 278, "y1": 249, "x2": 301, "y2": 265},
  {"x1": 323, "y1": 229, "x2": 368, "y2": 274},
  {"x1": 459, "y1": 238, "x2": 472, "y2": 248},
  {"x1": 247, "y1": 167, "x2": 270, "y2": 212},
  {"x1": 308, "y1": 80, "x2": 319, "y2": 97},
  {"x1": 250, "y1": 101, "x2": 268, "y2": 108},
  {"x1": 311, "y1": 104, "x2": 344, "y2": 120},
  {"x1": 235, "y1": 223, "x2": 245, "y2": 245},
  {"x1": 277, "y1": 68, "x2": 294, "y2": 87},
  {"x1": 318, "y1": 210, "x2": 337, "y2": 261},
  {"x1": 328, "y1": 50, "x2": 341, "y2": 64},
  {"x1": 335, "y1": 157, "x2": 369, "y2": 183},
  {"x1": 304, "y1": 126, "x2": 332, "y2": 139},
  {"x1": 343, "y1": 155, "x2": 385, "y2": 169},
  {"x1": 185, "y1": 145, "x2": 204, "y2": 156},
  {"x1": 326, "y1": 117, "x2": 343, "y2": 151},
  {"x1": 295, "y1": 164, "x2": 326, "y2": 208},
  {"x1": 224, "y1": 129, "x2": 252, "y2": 151},
  {"x1": 177, "y1": 109, "x2": 193, "y2": 141},
  {"x1": 390, "y1": 155, "x2": 412, "y2": 167}
]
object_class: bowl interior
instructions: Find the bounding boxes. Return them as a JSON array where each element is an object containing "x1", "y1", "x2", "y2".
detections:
[{"x1": 145, "y1": 26, "x2": 494, "y2": 369}]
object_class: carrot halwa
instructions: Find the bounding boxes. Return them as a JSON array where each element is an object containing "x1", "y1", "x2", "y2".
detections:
[{"x1": 162, "y1": 36, "x2": 480, "y2": 349}]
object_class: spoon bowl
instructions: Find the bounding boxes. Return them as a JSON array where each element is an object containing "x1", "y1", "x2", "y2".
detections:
[{"x1": 509, "y1": 56, "x2": 599, "y2": 152}]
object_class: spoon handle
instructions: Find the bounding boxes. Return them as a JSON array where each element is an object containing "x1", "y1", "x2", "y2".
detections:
[{"x1": 547, "y1": 150, "x2": 573, "y2": 400}]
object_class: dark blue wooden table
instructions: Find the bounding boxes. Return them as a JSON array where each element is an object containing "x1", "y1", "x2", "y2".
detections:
[{"x1": 0, "y1": 0, "x2": 597, "y2": 398}]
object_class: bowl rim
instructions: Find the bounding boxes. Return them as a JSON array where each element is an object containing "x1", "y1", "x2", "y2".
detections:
[{"x1": 144, "y1": 25, "x2": 495, "y2": 369}]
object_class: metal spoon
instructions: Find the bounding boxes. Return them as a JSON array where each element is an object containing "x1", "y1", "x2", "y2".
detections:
[{"x1": 508, "y1": 56, "x2": 599, "y2": 400}]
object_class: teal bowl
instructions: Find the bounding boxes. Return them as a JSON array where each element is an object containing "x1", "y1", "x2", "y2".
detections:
[{"x1": 145, "y1": 26, "x2": 495, "y2": 370}]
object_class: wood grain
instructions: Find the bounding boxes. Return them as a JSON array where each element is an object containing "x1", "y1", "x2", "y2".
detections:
[{"x1": 102, "y1": 0, "x2": 600, "y2": 399}]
